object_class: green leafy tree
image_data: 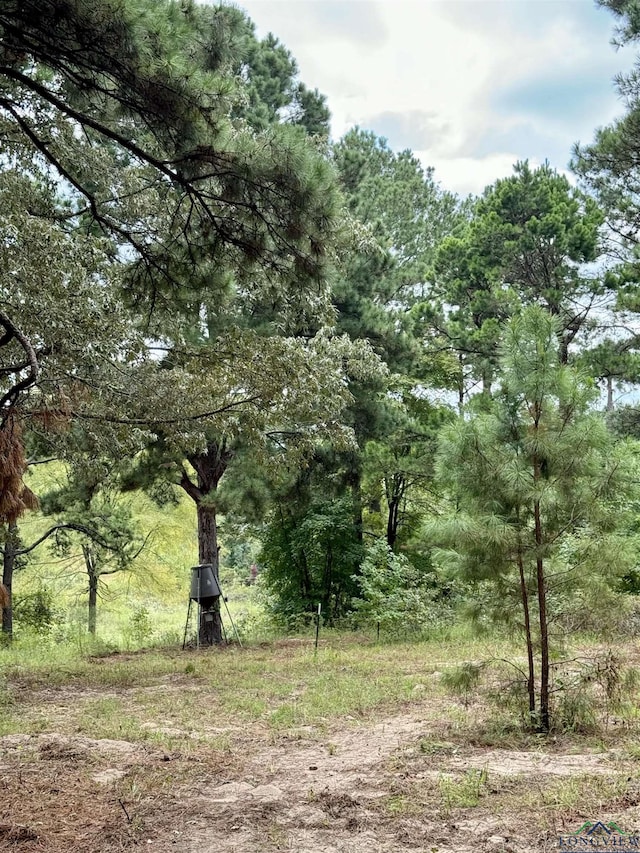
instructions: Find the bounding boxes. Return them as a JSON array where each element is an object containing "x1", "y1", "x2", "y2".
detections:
[
  {"x1": 431, "y1": 307, "x2": 638, "y2": 731},
  {"x1": 352, "y1": 539, "x2": 454, "y2": 637},
  {"x1": 362, "y1": 389, "x2": 453, "y2": 551},
  {"x1": 41, "y1": 464, "x2": 146, "y2": 636},
  {"x1": 0, "y1": 2, "x2": 380, "y2": 645},
  {"x1": 0, "y1": 160, "x2": 138, "y2": 625},
  {"x1": 0, "y1": 509, "x2": 128, "y2": 639},
  {"x1": 0, "y1": 0, "x2": 348, "y2": 533},
  {"x1": 257, "y1": 131, "x2": 463, "y2": 621},
  {"x1": 117, "y1": 332, "x2": 380, "y2": 640},
  {"x1": 260, "y1": 492, "x2": 363, "y2": 626}
]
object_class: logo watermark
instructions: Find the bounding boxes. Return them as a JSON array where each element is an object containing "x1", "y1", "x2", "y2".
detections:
[{"x1": 558, "y1": 822, "x2": 639, "y2": 850}]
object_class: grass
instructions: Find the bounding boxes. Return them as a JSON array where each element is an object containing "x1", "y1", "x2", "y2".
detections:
[
  {"x1": 439, "y1": 767, "x2": 489, "y2": 812},
  {"x1": 2, "y1": 630, "x2": 639, "y2": 750},
  {"x1": 3, "y1": 630, "x2": 640, "y2": 852},
  {"x1": 0, "y1": 631, "x2": 527, "y2": 748}
]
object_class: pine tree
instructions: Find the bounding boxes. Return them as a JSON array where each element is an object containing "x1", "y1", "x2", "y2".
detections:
[
  {"x1": 431, "y1": 162, "x2": 607, "y2": 404},
  {"x1": 332, "y1": 130, "x2": 462, "y2": 541},
  {"x1": 0, "y1": 0, "x2": 341, "y2": 294},
  {"x1": 0, "y1": 1, "x2": 381, "y2": 644},
  {"x1": 431, "y1": 307, "x2": 638, "y2": 731},
  {"x1": 572, "y1": 1, "x2": 640, "y2": 253}
]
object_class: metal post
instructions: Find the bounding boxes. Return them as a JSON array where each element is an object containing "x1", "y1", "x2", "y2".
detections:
[
  {"x1": 196, "y1": 567, "x2": 201, "y2": 650},
  {"x1": 182, "y1": 597, "x2": 192, "y2": 650},
  {"x1": 222, "y1": 594, "x2": 242, "y2": 648},
  {"x1": 314, "y1": 602, "x2": 321, "y2": 658}
]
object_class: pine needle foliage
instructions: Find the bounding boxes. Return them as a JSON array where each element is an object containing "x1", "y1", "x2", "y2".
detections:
[
  {"x1": 430, "y1": 306, "x2": 640, "y2": 732},
  {"x1": 0, "y1": 0, "x2": 343, "y2": 296}
]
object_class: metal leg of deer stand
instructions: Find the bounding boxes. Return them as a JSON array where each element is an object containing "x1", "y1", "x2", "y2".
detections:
[
  {"x1": 220, "y1": 606, "x2": 228, "y2": 644},
  {"x1": 221, "y1": 594, "x2": 243, "y2": 648},
  {"x1": 182, "y1": 597, "x2": 193, "y2": 650}
]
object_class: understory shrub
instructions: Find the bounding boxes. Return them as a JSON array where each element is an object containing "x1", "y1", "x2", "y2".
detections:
[
  {"x1": 13, "y1": 584, "x2": 63, "y2": 637},
  {"x1": 351, "y1": 539, "x2": 457, "y2": 637}
]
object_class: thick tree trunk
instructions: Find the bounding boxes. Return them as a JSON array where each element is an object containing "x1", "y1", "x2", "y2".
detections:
[
  {"x1": 197, "y1": 502, "x2": 222, "y2": 645},
  {"x1": 1, "y1": 521, "x2": 18, "y2": 638},
  {"x1": 179, "y1": 441, "x2": 233, "y2": 646}
]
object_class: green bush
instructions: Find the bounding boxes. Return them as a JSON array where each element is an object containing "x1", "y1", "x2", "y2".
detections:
[
  {"x1": 13, "y1": 585, "x2": 63, "y2": 636},
  {"x1": 260, "y1": 496, "x2": 363, "y2": 627},
  {"x1": 351, "y1": 540, "x2": 456, "y2": 638},
  {"x1": 130, "y1": 606, "x2": 152, "y2": 642}
]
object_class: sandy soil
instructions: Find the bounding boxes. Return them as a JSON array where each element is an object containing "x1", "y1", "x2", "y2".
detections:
[{"x1": 2, "y1": 704, "x2": 638, "y2": 853}]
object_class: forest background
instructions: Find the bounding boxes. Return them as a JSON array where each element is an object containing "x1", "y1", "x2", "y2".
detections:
[{"x1": 4, "y1": 0, "x2": 640, "y2": 732}]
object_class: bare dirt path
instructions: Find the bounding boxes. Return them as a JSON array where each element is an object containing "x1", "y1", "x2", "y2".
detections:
[
  {"x1": 162, "y1": 707, "x2": 635, "y2": 853},
  {"x1": 2, "y1": 677, "x2": 639, "y2": 852}
]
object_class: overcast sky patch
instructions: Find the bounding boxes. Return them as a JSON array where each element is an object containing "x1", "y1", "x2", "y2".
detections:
[
  {"x1": 363, "y1": 109, "x2": 450, "y2": 151},
  {"x1": 235, "y1": 0, "x2": 637, "y2": 196}
]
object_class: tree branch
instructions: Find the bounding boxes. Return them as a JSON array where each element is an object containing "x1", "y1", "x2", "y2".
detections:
[{"x1": 14, "y1": 523, "x2": 114, "y2": 556}]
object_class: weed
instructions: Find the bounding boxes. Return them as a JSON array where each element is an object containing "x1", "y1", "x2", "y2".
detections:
[
  {"x1": 77, "y1": 697, "x2": 146, "y2": 741},
  {"x1": 440, "y1": 662, "x2": 483, "y2": 706},
  {"x1": 384, "y1": 793, "x2": 423, "y2": 816},
  {"x1": 126, "y1": 607, "x2": 153, "y2": 647},
  {"x1": 550, "y1": 650, "x2": 640, "y2": 733},
  {"x1": 419, "y1": 739, "x2": 457, "y2": 755},
  {"x1": 439, "y1": 768, "x2": 488, "y2": 813}
]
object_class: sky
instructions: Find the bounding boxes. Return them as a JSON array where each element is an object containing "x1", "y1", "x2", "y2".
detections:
[{"x1": 234, "y1": 0, "x2": 637, "y2": 197}]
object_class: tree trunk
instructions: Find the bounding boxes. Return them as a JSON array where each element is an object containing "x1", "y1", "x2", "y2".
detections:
[
  {"x1": 559, "y1": 336, "x2": 569, "y2": 366},
  {"x1": 83, "y1": 544, "x2": 98, "y2": 635},
  {"x1": 179, "y1": 442, "x2": 236, "y2": 645},
  {"x1": 348, "y1": 465, "x2": 363, "y2": 544},
  {"x1": 385, "y1": 473, "x2": 406, "y2": 551},
  {"x1": 533, "y1": 468, "x2": 550, "y2": 732},
  {"x1": 516, "y1": 540, "x2": 536, "y2": 725},
  {"x1": 386, "y1": 495, "x2": 400, "y2": 550},
  {"x1": 481, "y1": 369, "x2": 492, "y2": 397},
  {"x1": 1, "y1": 521, "x2": 18, "y2": 638},
  {"x1": 606, "y1": 375, "x2": 614, "y2": 413},
  {"x1": 197, "y1": 502, "x2": 222, "y2": 644}
]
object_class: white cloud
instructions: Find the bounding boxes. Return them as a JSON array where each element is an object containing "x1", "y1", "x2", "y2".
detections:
[
  {"x1": 234, "y1": 0, "x2": 636, "y2": 196},
  {"x1": 417, "y1": 152, "x2": 523, "y2": 198}
]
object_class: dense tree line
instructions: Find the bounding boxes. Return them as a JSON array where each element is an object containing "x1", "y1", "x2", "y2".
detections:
[{"x1": 3, "y1": 0, "x2": 640, "y2": 731}]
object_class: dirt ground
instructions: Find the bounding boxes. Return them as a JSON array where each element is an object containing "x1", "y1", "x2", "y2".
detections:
[{"x1": 2, "y1": 696, "x2": 639, "y2": 853}]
